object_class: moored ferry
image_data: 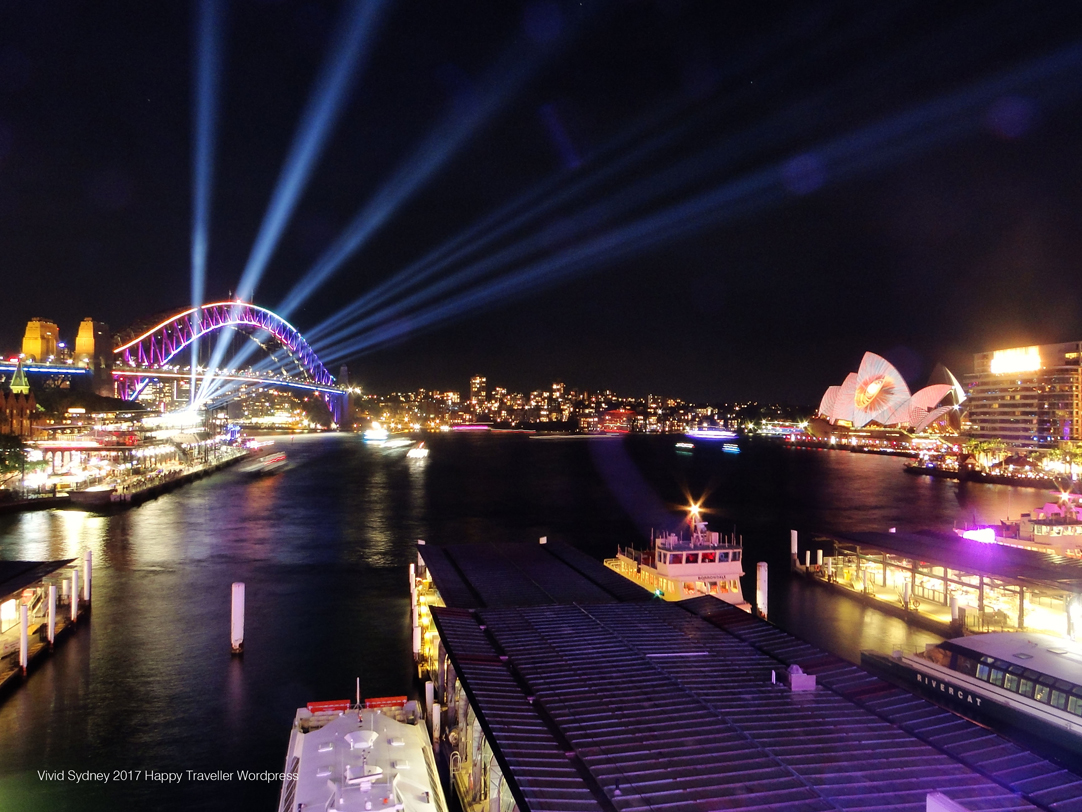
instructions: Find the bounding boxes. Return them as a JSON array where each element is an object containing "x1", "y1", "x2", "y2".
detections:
[
  {"x1": 863, "y1": 632, "x2": 1082, "y2": 757},
  {"x1": 606, "y1": 508, "x2": 750, "y2": 610},
  {"x1": 277, "y1": 698, "x2": 447, "y2": 812}
]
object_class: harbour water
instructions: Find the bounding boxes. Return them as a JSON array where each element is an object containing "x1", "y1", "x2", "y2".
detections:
[{"x1": 0, "y1": 434, "x2": 1040, "y2": 810}]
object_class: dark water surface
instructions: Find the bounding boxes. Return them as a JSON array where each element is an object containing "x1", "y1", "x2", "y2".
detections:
[{"x1": 0, "y1": 434, "x2": 1037, "y2": 810}]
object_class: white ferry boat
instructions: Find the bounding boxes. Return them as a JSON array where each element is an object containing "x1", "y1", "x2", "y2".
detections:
[
  {"x1": 863, "y1": 632, "x2": 1082, "y2": 757},
  {"x1": 277, "y1": 698, "x2": 447, "y2": 812},
  {"x1": 606, "y1": 509, "x2": 750, "y2": 610}
]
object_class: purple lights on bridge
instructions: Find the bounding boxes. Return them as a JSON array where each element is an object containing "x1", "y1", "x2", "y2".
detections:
[
  {"x1": 114, "y1": 301, "x2": 334, "y2": 386},
  {"x1": 110, "y1": 302, "x2": 345, "y2": 421}
]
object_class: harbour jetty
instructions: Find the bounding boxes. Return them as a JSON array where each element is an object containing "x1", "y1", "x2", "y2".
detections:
[
  {"x1": 0, "y1": 554, "x2": 91, "y2": 696},
  {"x1": 411, "y1": 537, "x2": 1082, "y2": 811},
  {"x1": 793, "y1": 528, "x2": 1082, "y2": 640}
]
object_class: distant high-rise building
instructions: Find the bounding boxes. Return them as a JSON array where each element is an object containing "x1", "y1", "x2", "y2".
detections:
[
  {"x1": 21, "y1": 318, "x2": 59, "y2": 362},
  {"x1": 470, "y1": 375, "x2": 486, "y2": 406},
  {"x1": 965, "y1": 341, "x2": 1082, "y2": 449}
]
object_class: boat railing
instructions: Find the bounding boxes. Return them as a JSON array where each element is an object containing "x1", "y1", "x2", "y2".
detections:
[
  {"x1": 616, "y1": 546, "x2": 655, "y2": 567},
  {"x1": 655, "y1": 538, "x2": 741, "y2": 551}
]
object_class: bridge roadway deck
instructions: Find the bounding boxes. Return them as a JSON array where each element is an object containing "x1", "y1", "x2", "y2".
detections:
[{"x1": 421, "y1": 540, "x2": 1082, "y2": 812}]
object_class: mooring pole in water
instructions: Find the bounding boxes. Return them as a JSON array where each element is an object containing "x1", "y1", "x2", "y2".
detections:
[
  {"x1": 790, "y1": 530, "x2": 798, "y2": 571},
  {"x1": 425, "y1": 680, "x2": 434, "y2": 728},
  {"x1": 231, "y1": 582, "x2": 245, "y2": 654},
  {"x1": 19, "y1": 604, "x2": 28, "y2": 673},
  {"x1": 71, "y1": 568, "x2": 79, "y2": 621},
  {"x1": 83, "y1": 550, "x2": 92, "y2": 603},
  {"x1": 432, "y1": 702, "x2": 441, "y2": 749},
  {"x1": 47, "y1": 585, "x2": 56, "y2": 645},
  {"x1": 756, "y1": 562, "x2": 768, "y2": 621}
]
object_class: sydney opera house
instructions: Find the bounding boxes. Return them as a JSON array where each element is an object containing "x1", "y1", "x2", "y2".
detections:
[{"x1": 812, "y1": 352, "x2": 965, "y2": 437}]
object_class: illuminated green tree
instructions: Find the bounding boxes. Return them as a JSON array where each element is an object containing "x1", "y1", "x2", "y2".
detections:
[{"x1": 0, "y1": 435, "x2": 26, "y2": 476}]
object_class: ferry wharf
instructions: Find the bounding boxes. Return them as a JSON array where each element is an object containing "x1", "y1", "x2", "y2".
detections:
[
  {"x1": 794, "y1": 529, "x2": 1082, "y2": 639},
  {"x1": 0, "y1": 554, "x2": 91, "y2": 697},
  {"x1": 411, "y1": 538, "x2": 1082, "y2": 812}
]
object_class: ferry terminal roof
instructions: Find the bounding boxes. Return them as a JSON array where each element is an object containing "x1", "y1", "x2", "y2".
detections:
[
  {"x1": 0, "y1": 559, "x2": 76, "y2": 602},
  {"x1": 433, "y1": 598, "x2": 1082, "y2": 812},
  {"x1": 417, "y1": 539, "x2": 650, "y2": 609}
]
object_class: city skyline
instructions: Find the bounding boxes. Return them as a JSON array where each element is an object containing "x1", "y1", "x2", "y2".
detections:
[{"x1": 3, "y1": 3, "x2": 1082, "y2": 403}]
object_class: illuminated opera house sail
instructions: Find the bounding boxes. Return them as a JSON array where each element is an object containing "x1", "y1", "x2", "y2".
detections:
[{"x1": 816, "y1": 352, "x2": 964, "y2": 433}]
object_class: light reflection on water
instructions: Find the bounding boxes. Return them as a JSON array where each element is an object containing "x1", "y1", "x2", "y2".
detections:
[{"x1": 0, "y1": 434, "x2": 1054, "y2": 809}]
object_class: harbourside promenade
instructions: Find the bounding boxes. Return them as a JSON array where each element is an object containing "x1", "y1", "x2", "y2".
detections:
[
  {"x1": 411, "y1": 538, "x2": 1082, "y2": 812},
  {"x1": 0, "y1": 447, "x2": 249, "y2": 514}
]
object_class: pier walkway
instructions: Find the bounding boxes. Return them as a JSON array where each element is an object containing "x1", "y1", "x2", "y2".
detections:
[
  {"x1": 0, "y1": 557, "x2": 89, "y2": 696},
  {"x1": 414, "y1": 538, "x2": 1082, "y2": 812},
  {"x1": 796, "y1": 529, "x2": 1082, "y2": 639}
]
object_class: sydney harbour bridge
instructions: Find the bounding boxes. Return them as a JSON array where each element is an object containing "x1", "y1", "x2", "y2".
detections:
[{"x1": 109, "y1": 301, "x2": 347, "y2": 422}]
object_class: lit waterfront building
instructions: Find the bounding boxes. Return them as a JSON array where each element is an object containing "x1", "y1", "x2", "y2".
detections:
[
  {"x1": 810, "y1": 353, "x2": 964, "y2": 451},
  {"x1": 965, "y1": 342, "x2": 1082, "y2": 449}
]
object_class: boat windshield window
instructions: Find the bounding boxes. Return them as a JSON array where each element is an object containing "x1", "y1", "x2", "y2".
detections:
[
  {"x1": 670, "y1": 554, "x2": 683, "y2": 565},
  {"x1": 1052, "y1": 690, "x2": 1068, "y2": 710},
  {"x1": 686, "y1": 553, "x2": 699, "y2": 565},
  {"x1": 1003, "y1": 672, "x2": 1020, "y2": 692},
  {"x1": 976, "y1": 663, "x2": 991, "y2": 681},
  {"x1": 732, "y1": 551, "x2": 741, "y2": 561},
  {"x1": 954, "y1": 656, "x2": 977, "y2": 677},
  {"x1": 989, "y1": 668, "x2": 1005, "y2": 687},
  {"x1": 1035, "y1": 683, "x2": 1052, "y2": 704},
  {"x1": 701, "y1": 552, "x2": 716, "y2": 563},
  {"x1": 718, "y1": 552, "x2": 729, "y2": 562},
  {"x1": 1018, "y1": 677, "x2": 1036, "y2": 698}
]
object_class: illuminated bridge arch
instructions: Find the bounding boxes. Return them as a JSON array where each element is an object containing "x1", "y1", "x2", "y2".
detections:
[{"x1": 114, "y1": 301, "x2": 334, "y2": 386}]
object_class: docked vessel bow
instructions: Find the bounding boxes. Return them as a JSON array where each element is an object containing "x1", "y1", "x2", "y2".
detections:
[{"x1": 278, "y1": 699, "x2": 446, "y2": 812}]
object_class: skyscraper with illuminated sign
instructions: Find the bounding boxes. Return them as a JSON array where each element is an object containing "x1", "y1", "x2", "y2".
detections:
[{"x1": 965, "y1": 342, "x2": 1082, "y2": 448}]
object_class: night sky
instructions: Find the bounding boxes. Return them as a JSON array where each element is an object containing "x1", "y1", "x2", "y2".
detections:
[{"x1": 3, "y1": 1, "x2": 1082, "y2": 403}]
